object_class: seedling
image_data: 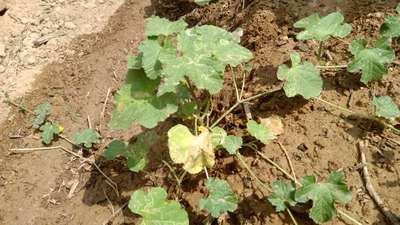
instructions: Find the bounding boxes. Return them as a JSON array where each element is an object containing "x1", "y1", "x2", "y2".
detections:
[
  {"x1": 200, "y1": 178, "x2": 238, "y2": 217},
  {"x1": 269, "y1": 171, "x2": 352, "y2": 224},
  {"x1": 380, "y1": 3, "x2": 400, "y2": 38},
  {"x1": 128, "y1": 187, "x2": 189, "y2": 225},
  {"x1": 294, "y1": 12, "x2": 352, "y2": 59}
]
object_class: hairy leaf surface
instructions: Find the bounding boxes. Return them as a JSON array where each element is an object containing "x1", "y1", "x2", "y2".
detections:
[
  {"x1": 73, "y1": 128, "x2": 101, "y2": 148},
  {"x1": 200, "y1": 178, "x2": 238, "y2": 217},
  {"x1": 221, "y1": 136, "x2": 242, "y2": 155},
  {"x1": 247, "y1": 120, "x2": 276, "y2": 144},
  {"x1": 348, "y1": 38, "x2": 395, "y2": 84},
  {"x1": 129, "y1": 187, "x2": 189, "y2": 225},
  {"x1": 268, "y1": 181, "x2": 297, "y2": 212},
  {"x1": 104, "y1": 132, "x2": 158, "y2": 172},
  {"x1": 40, "y1": 122, "x2": 61, "y2": 144},
  {"x1": 380, "y1": 4, "x2": 400, "y2": 38},
  {"x1": 32, "y1": 102, "x2": 52, "y2": 129},
  {"x1": 110, "y1": 69, "x2": 178, "y2": 129},
  {"x1": 295, "y1": 171, "x2": 352, "y2": 224},
  {"x1": 277, "y1": 52, "x2": 322, "y2": 99},
  {"x1": 294, "y1": 12, "x2": 352, "y2": 41},
  {"x1": 145, "y1": 16, "x2": 187, "y2": 37},
  {"x1": 373, "y1": 96, "x2": 400, "y2": 119}
]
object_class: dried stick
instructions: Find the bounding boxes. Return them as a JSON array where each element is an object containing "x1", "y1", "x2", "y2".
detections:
[
  {"x1": 99, "y1": 88, "x2": 111, "y2": 133},
  {"x1": 101, "y1": 202, "x2": 128, "y2": 225},
  {"x1": 358, "y1": 140, "x2": 400, "y2": 225},
  {"x1": 10, "y1": 145, "x2": 118, "y2": 192},
  {"x1": 277, "y1": 142, "x2": 298, "y2": 185}
]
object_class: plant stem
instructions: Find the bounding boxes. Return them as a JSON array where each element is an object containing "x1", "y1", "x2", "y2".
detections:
[
  {"x1": 236, "y1": 153, "x2": 271, "y2": 192},
  {"x1": 204, "y1": 167, "x2": 210, "y2": 180},
  {"x1": 315, "y1": 97, "x2": 400, "y2": 135},
  {"x1": 256, "y1": 150, "x2": 297, "y2": 183},
  {"x1": 210, "y1": 86, "x2": 282, "y2": 128},
  {"x1": 286, "y1": 208, "x2": 299, "y2": 225},
  {"x1": 317, "y1": 64, "x2": 348, "y2": 69},
  {"x1": 256, "y1": 149, "x2": 363, "y2": 225},
  {"x1": 317, "y1": 41, "x2": 324, "y2": 60}
]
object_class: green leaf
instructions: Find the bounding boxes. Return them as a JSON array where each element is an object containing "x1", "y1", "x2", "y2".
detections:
[
  {"x1": 200, "y1": 178, "x2": 238, "y2": 218},
  {"x1": 246, "y1": 120, "x2": 276, "y2": 144},
  {"x1": 138, "y1": 39, "x2": 162, "y2": 79},
  {"x1": 32, "y1": 102, "x2": 52, "y2": 129},
  {"x1": 73, "y1": 128, "x2": 101, "y2": 148},
  {"x1": 221, "y1": 136, "x2": 242, "y2": 155},
  {"x1": 129, "y1": 187, "x2": 189, "y2": 225},
  {"x1": 295, "y1": 171, "x2": 352, "y2": 224},
  {"x1": 277, "y1": 52, "x2": 322, "y2": 99},
  {"x1": 110, "y1": 69, "x2": 178, "y2": 129},
  {"x1": 211, "y1": 127, "x2": 227, "y2": 147},
  {"x1": 294, "y1": 12, "x2": 352, "y2": 41},
  {"x1": 268, "y1": 180, "x2": 297, "y2": 212},
  {"x1": 127, "y1": 55, "x2": 142, "y2": 70},
  {"x1": 167, "y1": 124, "x2": 215, "y2": 174},
  {"x1": 195, "y1": 0, "x2": 211, "y2": 6},
  {"x1": 158, "y1": 25, "x2": 252, "y2": 95},
  {"x1": 348, "y1": 38, "x2": 395, "y2": 84},
  {"x1": 104, "y1": 132, "x2": 158, "y2": 172},
  {"x1": 40, "y1": 122, "x2": 60, "y2": 145},
  {"x1": 145, "y1": 16, "x2": 187, "y2": 37},
  {"x1": 380, "y1": 4, "x2": 400, "y2": 38},
  {"x1": 373, "y1": 96, "x2": 400, "y2": 119}
]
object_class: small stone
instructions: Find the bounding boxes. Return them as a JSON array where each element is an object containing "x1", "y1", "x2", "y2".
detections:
[
  {"x1": 26, "y1": 56, "x2": 36, "y2": 65},
  {"x1": 297, "y1": 143, "x2": 308, "y2": 152},
  {"x1": 0, "y1": 65, "x2": 5, "y2": 73}
]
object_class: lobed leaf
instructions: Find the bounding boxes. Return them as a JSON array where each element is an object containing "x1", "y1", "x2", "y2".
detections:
[
  {"x1": 211, "y1": 127, "x2": 227, "y2": 147},
  {"x1": 246, "y1": 120, "x2": 276, "y2": 144},
  {"x1": 268, "y1": 180, "x2": 297, "y2": 212},
  {"x1": 221, "y1": 136, "x2": 242, "y2": 155},
  {"x1": 32, "y1": 102, "x2": 52, "y2": 129},
  {"x1": 110, "y1": 69, "x2": 178, "y2": 129},
  {"x1": 348, "y1": 38, "x2": 395, "y2": 84},
  {"x1": 380, "y1": 4, "x2": 400, "y2": 38},
  {"x1": 138, "y1": 39, "x2": 162, "y2": 79},
  {"x1": 294, "y1": 12, "x2": 352, "y2": 41},
  {"x1": 373, "y1": 96, "x2": 400, "y2": 120},
  {"x1": 295, "y1": 171, "x2": 352, "y2": 224},
  {"x1": 104, "y1": 131, "x2": 158, "y2": 172},
  {"x1": 40, "y1": 122, "x2": 61, "y2": 145},
  {"x1": 200, "y1": 178, "x2": 238, "y2": 218},
  {"x1": 145, "y1": 16, "x2": 187, "y2": 37},
  {"x1": 129, "y1": 187, "x2": 189, "y2": 225},
  {"x1": 73, "y1": 128, "x2": 101, "y2": 148},
  {"x1": 277, "y1": 52, "x2": 322, "y2": 99},
  {"x1": 158, "y1": 25, "x2": 252, "y2": 95},
  {"x1": 168, "y1": 124, "x2": 215, "y2": 174}
]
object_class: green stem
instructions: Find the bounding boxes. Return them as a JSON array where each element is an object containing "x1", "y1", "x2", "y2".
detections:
[
  {"x1": 286, "y1": 208, "x2": 299, "y2": 225},
  {"x1": 315, "y1": 97, "x2": 400, "y2": 135}
]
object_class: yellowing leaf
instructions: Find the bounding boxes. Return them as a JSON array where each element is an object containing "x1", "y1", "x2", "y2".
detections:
[
  {"x1": 260, "y1": 116, "x2": 284, "y2": 136},
  {"x1": 167, "y1": 124, "x2": 215, "y2": 174}
]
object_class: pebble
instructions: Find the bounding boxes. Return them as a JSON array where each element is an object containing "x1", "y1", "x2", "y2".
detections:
[{"x1": 0, "y1": 65, "x2": 5, "y2": 73}]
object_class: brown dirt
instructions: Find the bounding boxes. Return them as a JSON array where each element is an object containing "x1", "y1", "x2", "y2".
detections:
[{"x1": 1, "y1": 0, "x2": 400, "y2": 225}]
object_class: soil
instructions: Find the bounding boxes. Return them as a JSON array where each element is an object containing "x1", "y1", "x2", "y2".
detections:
[{"x1": 1, "y1": 0, "x2": 400, "y2": 225}]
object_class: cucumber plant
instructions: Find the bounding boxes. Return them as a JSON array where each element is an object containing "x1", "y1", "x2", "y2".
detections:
[
  {"x1": 280, "y1": 7, "x2": 400, "y2": 134},
  {"x1": 103, "y1": 14, "x2": 364, "y2": 225}
]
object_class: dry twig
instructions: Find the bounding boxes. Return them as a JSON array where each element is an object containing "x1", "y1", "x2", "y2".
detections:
[
  {"x1": 358, "y1": 140, "x2": 400, "y2": 225},
  {"x1": 277, "y1": 142, "x2": 298, "y2": 184}
]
